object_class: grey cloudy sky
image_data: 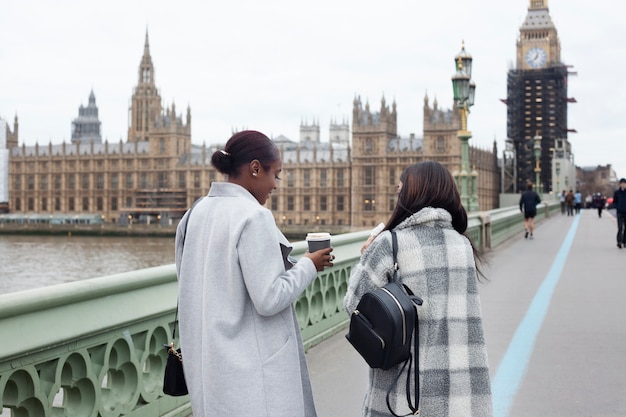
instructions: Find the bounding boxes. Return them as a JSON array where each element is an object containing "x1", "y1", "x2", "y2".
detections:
[{"x1": 1, "y1": 0, "x2": 624, "y2": 180}]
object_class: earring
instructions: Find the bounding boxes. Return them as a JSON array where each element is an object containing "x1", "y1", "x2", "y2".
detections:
[{"x1": 253, "y1": 172, "x2": 258, "y2": 177}]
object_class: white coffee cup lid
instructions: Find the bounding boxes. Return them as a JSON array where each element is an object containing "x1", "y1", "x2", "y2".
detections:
[{"x1": 306, "y1": 232, "x2": 331, "y2": 240}]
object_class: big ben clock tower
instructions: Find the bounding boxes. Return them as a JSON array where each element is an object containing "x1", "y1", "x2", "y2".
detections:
[
  {"x1": 517, "y1": 0, "x2": 560, "y2": 70},
  {"x1": 505, "y1": 0, "x2": 573, "y2": 194}
]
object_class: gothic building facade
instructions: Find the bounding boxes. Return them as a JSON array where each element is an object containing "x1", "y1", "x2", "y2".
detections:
[
  {"x1": 5, "y1": 33, "x2": 200, "y2": 225},
  {"x1": 343, "y1": 94, "x2": 498, "y2": 229},
  {"x1": 267, "y1": 93, "x2": 499, "y2": 232},
  {"x1": 3, "y1": 33, "x2": 500, "y2": 230}
]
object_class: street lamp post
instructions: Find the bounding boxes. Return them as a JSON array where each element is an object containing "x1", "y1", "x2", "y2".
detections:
[
  {"x1": 451, "y1": 42, "x2": 479, "y2": 212},
  {"x1": 555, "y1": 161, "x2": 561, "y2": 193},
  {"x1": 533, "y1": 134, "x2": 542, "y2": 196}
]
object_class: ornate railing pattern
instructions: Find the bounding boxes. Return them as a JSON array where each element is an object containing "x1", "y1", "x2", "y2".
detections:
[{"x1": 0, "y1": 203, "x2": 557, "y2": 417}]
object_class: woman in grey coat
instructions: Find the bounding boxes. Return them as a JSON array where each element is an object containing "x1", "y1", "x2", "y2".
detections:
[
  {"x1": 176, "y1": 130, "x2": 334, "y2": 417},
  {"x1": 344, "y1": 161, "x2": 492, "y2": 417}
]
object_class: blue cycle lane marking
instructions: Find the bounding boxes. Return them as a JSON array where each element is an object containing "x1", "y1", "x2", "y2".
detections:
[{"x1": 491, "y1": 214, "x2": 580, "y2": 417}]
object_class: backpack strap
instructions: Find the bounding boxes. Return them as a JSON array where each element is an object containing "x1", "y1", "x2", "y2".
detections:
[
  {"x1": 386, "y1": 309, "x2": 420, "y2": 417},
  {"x1": 386, "y1": 231, "x2": 421, "y2": 416},
  {"x1": 391, "y1": 230, "x2": 399, "y2": 283},
  {"x1": 408, "y1": 311, "x2": 420, "y2": 414}
]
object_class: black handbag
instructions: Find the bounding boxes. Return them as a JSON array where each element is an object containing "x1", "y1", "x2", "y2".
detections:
[
  {"x1": 162, "y1": 199, "x2": 202, "y2": 397},
  {"x1": 345, "y1": 231, "x2": 423, "y2": 415},
  {"x1": 162, "y1": 314, "x2": 188, "y2": 396}
]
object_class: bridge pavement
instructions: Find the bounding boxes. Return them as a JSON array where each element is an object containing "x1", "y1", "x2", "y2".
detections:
[{"x1": 306, "y1": 208, "x2": 626, "y2": 417}]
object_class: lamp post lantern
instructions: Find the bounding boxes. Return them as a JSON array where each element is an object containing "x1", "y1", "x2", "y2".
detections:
[{"x1": 451, "y1": 42, "x2": 479, "y2": 212}]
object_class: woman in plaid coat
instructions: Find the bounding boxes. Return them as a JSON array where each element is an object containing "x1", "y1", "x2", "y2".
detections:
[{"x1": 344, "y1": 161, "x2": 493, "y2": 417}]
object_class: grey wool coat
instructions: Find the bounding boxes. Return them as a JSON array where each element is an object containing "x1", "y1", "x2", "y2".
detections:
[
  {"x1": 176, "y1": 182, "x2": 318, "y2": 417},
  {"x1": 344, "y1": 207, "x2": 493, "y2": 417}
]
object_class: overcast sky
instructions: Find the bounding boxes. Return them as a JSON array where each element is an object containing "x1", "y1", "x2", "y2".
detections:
[{"x1": 1, "y1": 0, "x2": 624, "y2": 179}]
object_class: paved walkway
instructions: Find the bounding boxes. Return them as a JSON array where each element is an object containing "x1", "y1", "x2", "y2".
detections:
[{"x1": 306, "y1": 208, "x2": 626, "y2": 417}]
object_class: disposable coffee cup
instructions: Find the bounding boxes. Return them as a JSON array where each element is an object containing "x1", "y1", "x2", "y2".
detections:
[{"x1": 306, "y1": 232, "x2": 331, "y2": 252}]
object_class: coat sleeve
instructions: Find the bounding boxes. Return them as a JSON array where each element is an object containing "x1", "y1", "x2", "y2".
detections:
[
  {"x1": 238, "y1": 209, "x2": 317, "y2": 316},
  {"x1": 343, "y1": 232, "x2": 394, "y2": 314}
]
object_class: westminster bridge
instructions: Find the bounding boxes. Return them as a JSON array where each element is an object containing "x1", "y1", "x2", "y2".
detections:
[{"x1": 1, "y1": 201, "x2": 625, "y2": 417}]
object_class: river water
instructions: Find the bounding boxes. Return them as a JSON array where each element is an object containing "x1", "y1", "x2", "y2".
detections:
[{"x1": 0, "y1": 235, "x2": 175, "y2": 294}]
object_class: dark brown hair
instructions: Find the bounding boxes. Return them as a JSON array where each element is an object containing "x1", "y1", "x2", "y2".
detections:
[
  {"x1": 385, "y1": 161, "x2": 467, "y2": 233},
  {"x1": 211, "y1": 130, "x2": 280, "y2": 177},
  {"x1": 384, "y1": 160, "x2": 485, "y2": 277}
]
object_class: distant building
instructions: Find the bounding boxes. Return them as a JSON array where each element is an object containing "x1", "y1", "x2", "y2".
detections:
[
  {"x1": 0, "y1": 117, "x2": 11, "y2": 213},
  {"x1": 343, "y1": 94, "x2": 498, "y2": 229},
  {"x1": 3, "y1": 115, "x2": 18, "y2": 149},
  {"x1": 4, "y1": 32, "x2": 499, "y2": 229},
  {"x1": 71, "y1": 90, "x2": 102, "y2": 144},
  {"x1": 551, "y1": 137, "x2": 576, "y2": 195},
  {"x1": 6, "y1": 32, "x2": 194, "y2": 224},
  {"x1": 503, "y1": 0, "x2": 576, "y2": 194},
  {"x1": 272, "y1": 122, "x2": 352, "y2": 228},
  {"x1": 576, "y1": 165, "x2": 618, "y2": 199},
  {"x1": 268, "y1": 92, "x2": 500, "y2": 232}
]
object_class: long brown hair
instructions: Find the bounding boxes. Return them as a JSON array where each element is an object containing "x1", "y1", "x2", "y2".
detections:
[
  {"x1": 384, "y1": 161, "x2": 485, "y2": 277},
  {"x1": 385, "y1": 161, "x2": 467, "y2": 232}
]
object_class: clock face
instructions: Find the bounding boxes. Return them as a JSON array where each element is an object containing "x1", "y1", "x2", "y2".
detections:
[{"x1": 526, "y1": 47, "x2": 547, "y2": 69}]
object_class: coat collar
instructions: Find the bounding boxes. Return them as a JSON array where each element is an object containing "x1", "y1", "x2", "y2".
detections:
[
  {"x1": 395, "y1": 207, "x2": 453, "y2": 231},
  {"x1": 208, "y1": 182, "x2": 258, "y2": 204},
  {"x1": 208, "y1": 182, "x2": 293, "y2": 266}
]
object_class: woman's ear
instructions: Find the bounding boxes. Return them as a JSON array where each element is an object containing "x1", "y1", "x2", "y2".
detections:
[{"x1": 250, "y1": 160, "x2": 261, "y2": 177}]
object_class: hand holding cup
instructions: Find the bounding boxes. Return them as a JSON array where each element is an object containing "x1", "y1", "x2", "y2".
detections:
[{"x1": 305, "y1": 232, "x2": 334, "y2": 271}]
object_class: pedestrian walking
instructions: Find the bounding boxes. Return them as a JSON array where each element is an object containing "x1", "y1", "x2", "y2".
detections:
[
  {"x1": 520, "y1": 183, "x2": 541, "y2": 239},
  {"x1": 565, "y1": 190, "x2": 575, "y2": 216},
  {"x1": 574, "y1": 190, "x2": 582, "y2": 214},
  {"x1": 592, "y1": 193, "x2": 606, "y2": 218},
  {"x1": 560, "y1": 190, "x2": 566, "y2": 215},
  {"x1": 613, "y1": 178, "x2": 626, "y2": 249}
]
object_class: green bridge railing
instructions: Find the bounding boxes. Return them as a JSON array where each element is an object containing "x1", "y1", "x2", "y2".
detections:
[{"x1": 0, "y1": 202, "x2": 558, "y2": 417}]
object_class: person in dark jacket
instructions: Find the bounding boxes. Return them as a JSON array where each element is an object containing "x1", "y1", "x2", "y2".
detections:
[
  {"x1": 592, "y1": 193, "x2": 606, "y2": 218},
  {"x1": 520, "y1": 183, "x2": 541, "y2": 239},
  {"x1": 613, "y1": 178, "x2": 626, "y2": 248},
  {"x1": 565, "y1": 190, "x2": 575, "y2": 216}
]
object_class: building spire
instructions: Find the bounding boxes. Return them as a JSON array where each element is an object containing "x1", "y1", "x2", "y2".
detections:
[
  {"x1": 144, "y1": 28, "x2": 150, "y2": 57},
  {"x1": 129, "y1": 31, "x2": 162, "y2": 141},
  {"x1": 138, "y1": 29, "x2": 155, "y2": 86}
]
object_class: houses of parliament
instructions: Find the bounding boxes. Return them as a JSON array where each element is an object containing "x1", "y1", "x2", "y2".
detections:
[{"x1": 1, "y1": 33, "x2": 506, "y2": 232}]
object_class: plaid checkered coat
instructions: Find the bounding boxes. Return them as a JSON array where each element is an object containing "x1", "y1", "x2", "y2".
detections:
[{"x1": 344, "y1": 207, "x2": 493, "y2": 417}]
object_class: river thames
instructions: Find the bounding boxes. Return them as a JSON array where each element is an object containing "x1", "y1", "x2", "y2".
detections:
[{"x1": 0, "y1": 234, "x2": 175, "y2": 294}]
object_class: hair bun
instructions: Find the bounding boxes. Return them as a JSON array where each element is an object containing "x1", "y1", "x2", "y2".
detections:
[{"x1": 211, "y1": 149, "x2": 233, "y2": 175}]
